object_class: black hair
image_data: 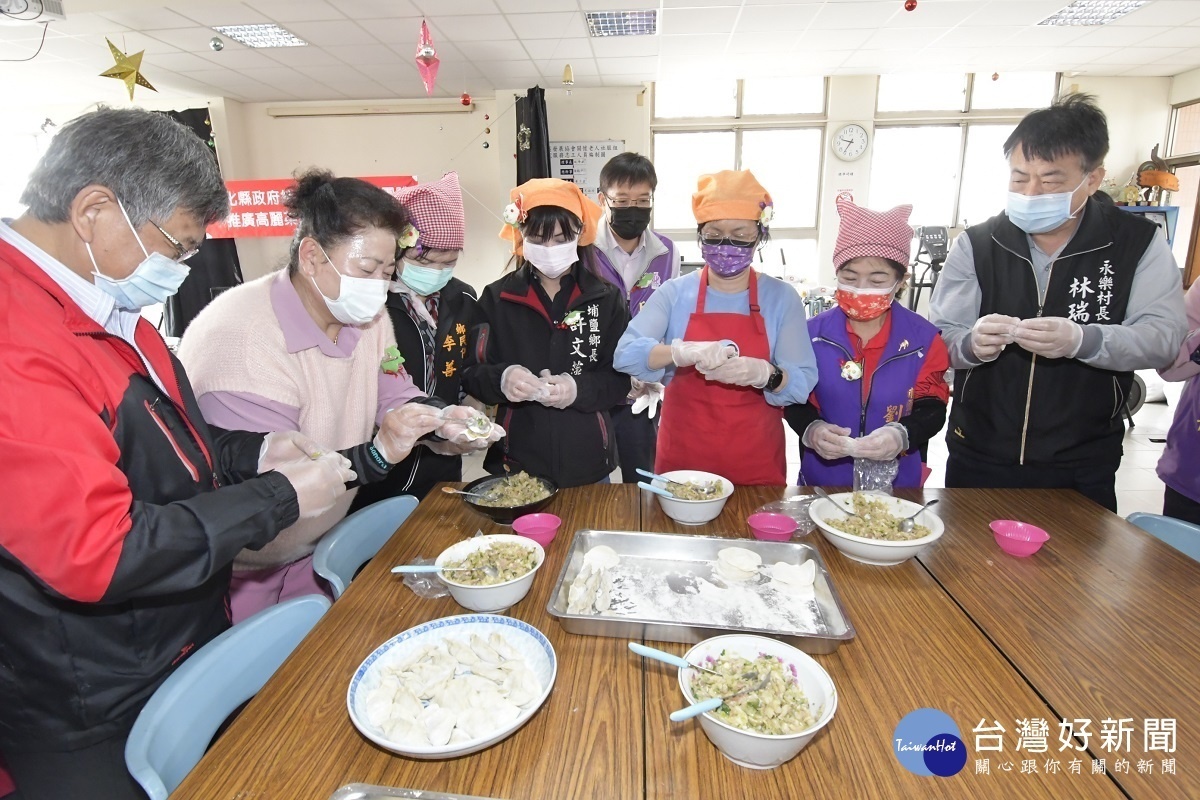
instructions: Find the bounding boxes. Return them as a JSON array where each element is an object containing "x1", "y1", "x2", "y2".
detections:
[
  {"x1": 509, "y1": 205, "x2": 601, "y2": 278},
  {"x1": 284, "y1": 168, "x2": 410, "y2": 274},
  {"x1": 1003, "y1": 92, "x2": 1109, "y2": 173},
  {"x1": 599, "y1": 152, "x2": 658, "y2": 193}
]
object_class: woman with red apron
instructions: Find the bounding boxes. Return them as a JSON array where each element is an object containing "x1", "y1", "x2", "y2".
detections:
[{"x1": 613, "y1": 170, "x2": 819, "y2": 485}]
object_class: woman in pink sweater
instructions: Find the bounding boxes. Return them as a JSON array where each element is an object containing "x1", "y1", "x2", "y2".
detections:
[{"x1": 180, "y1": 171, "x2": 501, "y2": 620}]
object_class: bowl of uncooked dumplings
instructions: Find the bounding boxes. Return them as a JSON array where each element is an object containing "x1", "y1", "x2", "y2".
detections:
[{"x1": 348, "y1": 614, "x2": 557, "y2": 759}]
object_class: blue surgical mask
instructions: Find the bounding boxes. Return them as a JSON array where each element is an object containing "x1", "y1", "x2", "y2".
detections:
[
  {"x1": 399, "y1": 260, "x2": 453, "y2": 296},
  {"x1": 85, "y1": 199, "x2": 191, "y2": 310},
  {"x1": 1005, "y1": 176, "x2": 1089, "y2": 235}
]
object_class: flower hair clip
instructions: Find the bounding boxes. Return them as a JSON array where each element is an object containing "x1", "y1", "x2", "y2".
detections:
[
  {"x1": 397, "y1": 224, "x2": 420, "y2": 250},
  {"x1": 759, "y1": 200, "x2": 775, "y2": 227}
]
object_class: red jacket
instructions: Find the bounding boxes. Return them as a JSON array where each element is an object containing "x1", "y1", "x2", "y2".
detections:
[{"x1": 0, "y1": 239, "x2": 299, "y2": 752}]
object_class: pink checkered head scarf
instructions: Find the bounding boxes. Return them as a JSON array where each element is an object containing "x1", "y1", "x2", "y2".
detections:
[
  {"x1": 396, "y1": 171, "x2": 466, "y2": 252},
  {"x1": 833, "y1": 197, "x2": 913, "y2": 269}
]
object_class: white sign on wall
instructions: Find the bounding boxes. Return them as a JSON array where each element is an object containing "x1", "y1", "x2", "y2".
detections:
[{"x1": 549, "y1": 140, "x2": 625, "y2": 198}]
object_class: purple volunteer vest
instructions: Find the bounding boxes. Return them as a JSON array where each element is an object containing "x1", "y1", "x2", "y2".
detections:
[
  {"x1": 800, "y1": 305, "x2": 937, "y2": 488},
  {"x1": 1157, "y1": 375, "x2": 1200, "y2": 504},
  {"x1": 594, "y1": 232, "x2": 675, "y2": 317}
]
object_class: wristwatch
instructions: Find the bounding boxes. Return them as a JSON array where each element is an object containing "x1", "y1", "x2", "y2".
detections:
[{"x1": 764, "y1": 363, "x2": 784, "y2": 392}]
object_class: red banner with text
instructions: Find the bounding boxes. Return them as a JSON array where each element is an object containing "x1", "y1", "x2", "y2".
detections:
[{"x1": 207, "y1": 175, "x2": 417, "y2": 238}]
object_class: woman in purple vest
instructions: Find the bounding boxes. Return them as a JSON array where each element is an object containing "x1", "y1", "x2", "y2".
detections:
[
  {"x1": 785, "y1": 198, "x2": 950, "y2": 488},
  {"x1": 1156, "y1": 278, "x2": 1200, "y2": 526}
]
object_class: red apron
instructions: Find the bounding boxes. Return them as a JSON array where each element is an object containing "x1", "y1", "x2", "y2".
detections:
[{"x1": 656, "y1": 267, "x2": 786, "y2": 485}]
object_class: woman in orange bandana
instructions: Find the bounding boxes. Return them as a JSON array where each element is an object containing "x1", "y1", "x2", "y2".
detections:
[
  {"x1": 614, "y1": 170, "x2": 818, "y2": 485},
  {"x1": 461, "y1": 178, "x2": 631, "y2": 487}
]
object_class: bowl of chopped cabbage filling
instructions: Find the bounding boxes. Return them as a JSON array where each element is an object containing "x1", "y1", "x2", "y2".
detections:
[
  {"x1": 650, "y1": 470, "x2": 734, "y2": 526},
  {"x1": 460, "y1": 472, "x2": 558, "y2": 524},
  {"x1": 809, "y1": 492, "x2": 944, "y2": 566},
  {"x1": 678, "y1": 634, "x2": 837, "y2": 769},
  {"x1": 435, "y1": 535, "x2": 545, "y2": 612}
]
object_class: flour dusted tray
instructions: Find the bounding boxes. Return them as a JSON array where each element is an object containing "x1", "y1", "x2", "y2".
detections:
[{"x1": 545, "y1": 530, "x2": 856, "y2": 654}]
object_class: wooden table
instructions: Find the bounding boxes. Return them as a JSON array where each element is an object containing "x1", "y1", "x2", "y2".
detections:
[{"x1": 172, "y1": 485, "x2": 1197, "y2": 800}]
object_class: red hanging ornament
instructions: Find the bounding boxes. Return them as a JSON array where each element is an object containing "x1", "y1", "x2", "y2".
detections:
[
  {"x1": 414, "y1": 20, "x2": 439, "y2": 97},
  {"x1": 904, "y1": 0, "x2": 917, "y2": 10},
  {"x1": 460, "y1": 92, "x2": 472, "y2": 106}
]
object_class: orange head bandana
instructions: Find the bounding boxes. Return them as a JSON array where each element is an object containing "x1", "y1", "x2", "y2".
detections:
[
  {"x1": 691, "y1": 169, "x2": 774, "y2": 227},
  {"x1": 499, "y1": 178, "x2": 603, "y2": 256}
]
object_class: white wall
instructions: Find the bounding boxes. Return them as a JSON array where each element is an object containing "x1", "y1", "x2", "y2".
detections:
[
  {"x1": 1169, "y1": 66, "x2": 1200, "y2": 106},
  {"x1": 1063, "y1": 76, "x2": 1173, "y2": 186}
]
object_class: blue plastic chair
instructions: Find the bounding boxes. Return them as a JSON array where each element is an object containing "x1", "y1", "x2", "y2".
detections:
[
  {"x1": 313, "y1": 494, "x2": 419, "y2": 598},
  {"x1": 1126, "y1": 512, "x2": 1200, "y2": 563},
  {"x1": 124, "y1": 594, "x2": 331, "y2": 800}
]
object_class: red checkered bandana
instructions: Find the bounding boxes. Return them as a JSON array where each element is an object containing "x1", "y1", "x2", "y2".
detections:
[
  {"x1": 396, "y1": 171, "x2": 466, "y2": 251},
  {"x1": 833, "y1": 197, "x2": 913, "y2": 269}
]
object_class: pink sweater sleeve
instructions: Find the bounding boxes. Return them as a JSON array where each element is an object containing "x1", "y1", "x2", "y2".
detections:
[
  {"x1": 197, "y1": 390, "x2": 302, "y2": 434},
  {"x1": 1159, "y1": 281, "x2": 1200, "y2": 383},
  {"x1": 376, "y1": 370, "x2": 426, "y2": 427}
]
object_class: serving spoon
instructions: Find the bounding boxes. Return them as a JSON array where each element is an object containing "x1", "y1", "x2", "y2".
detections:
[
  {"x1": 897, "y1": 499, "x2": 940, "y2": 533},
  {"x1": 812, "y1": 486, "x2": 857, "y2": 516},
  {"x1": 670, "y1": 672, "x2": 771, "y2": 722},
  {"x1": 391, "y1": 563, "x2": 500, "y2": 579},
  {"x1": 440, "y1": 486, "x2": 492, "y2": 500}
]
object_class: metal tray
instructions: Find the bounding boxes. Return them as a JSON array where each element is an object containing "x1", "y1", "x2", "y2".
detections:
[
  {"x1": 545, "y1": 530, "x2": 856, "y2": 654},
  {"x1": 330, "y1": 784, "x2": 502, "y2": 800}
]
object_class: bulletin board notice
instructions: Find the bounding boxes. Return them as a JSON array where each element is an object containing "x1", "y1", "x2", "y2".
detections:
[{"x1": 549, "y1": 140, "x2": 625, "y2": 198}]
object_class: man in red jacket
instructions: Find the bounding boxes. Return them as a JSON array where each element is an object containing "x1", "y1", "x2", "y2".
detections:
[{"x1": 0, "y1": 108, "x2": 355, "y2": 799}]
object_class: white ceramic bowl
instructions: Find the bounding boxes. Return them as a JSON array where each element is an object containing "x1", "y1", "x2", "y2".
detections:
[
  {"x1": 347, "y1": 614, "x2": 557, "y2": 759},
  {"x1": 678, "y1": 634, "x2": 837, "y2": 769},
  {"x1": 809, "y1": 492, "x2": 944, "y2": 566},
  {"x1": 652, "y1": 470, "x2": 734, "y2": 526},
  {"x1": 435, "y1": 534, "x2": 545, "y2": 612}
]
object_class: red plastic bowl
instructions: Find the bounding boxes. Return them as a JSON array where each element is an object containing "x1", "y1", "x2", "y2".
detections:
[
  {"x1": 748, "y1": 512, "x2": 799, "y2": 542},
  {"x1": 512, "y1": 513, "x2": 562, "y2": 548},
  {"x1": 989, "y1": 520, "x2": 1050, "y2": 557}
]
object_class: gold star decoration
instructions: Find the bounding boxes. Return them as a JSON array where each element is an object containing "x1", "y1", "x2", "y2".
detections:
[{"x1": 99, "y1": 38, "x2": 157, "y2": 100}]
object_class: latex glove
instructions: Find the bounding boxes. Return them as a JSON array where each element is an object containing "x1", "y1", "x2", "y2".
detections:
[
  {"x1": 851, "y1": 423, "x2": 908, "y2": 461},
  {"x1": 969, "y1": 314, "x2": 1020, "y2": 362},
  {"x1": 802, "y1": 421, "x2": 855, "y2": 461},
  {"x1": 501, "y1": 364, "x2": 546, "y2": 403},
  {"x1": 1013, "y1": 316, "x2": 1084, "y2": 360},
  {"x1": 373, "y1": 403, "x2": 444, "y2": 464},
  {"x1": 631, "y1": 382, "x2": 664, "y2": 418},
  {"x1": 274, "y1": 454, "x2": 357, "y2": 519},
  {"x1": 257, "y1": 430, "x2": 328, "y2": 474},
  {"x1": 539, "y1": 370, "x2": 578, "y2": 409},
  {"x1": 699, "y1": 356, "x2": 773, "y2": 389},
  {"x1": 670, "y1": 339, "x2": 738, "y2": 371},
  {"x1": 425, "y1": 425, "x2": 506, "y2": 455}
]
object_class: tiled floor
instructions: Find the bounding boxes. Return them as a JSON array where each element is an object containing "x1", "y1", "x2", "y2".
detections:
[{"x1": 468, "y1": 401, "x2": 1175, "y2": 520}]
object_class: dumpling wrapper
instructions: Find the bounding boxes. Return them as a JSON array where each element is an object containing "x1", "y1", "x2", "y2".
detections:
[
  {"x1": 771, "y1": 560, "x2": 816, "y2": 591},
  {"x1": 583, "y1": 544, "x2": 619, "y2": 570},
  {"x1": 717, "y1": 547, "x2": 762, "y2": 572}
]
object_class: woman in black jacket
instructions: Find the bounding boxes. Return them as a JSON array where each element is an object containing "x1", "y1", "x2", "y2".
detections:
[{"x1": 462, "y1": 178, "x2": 631, "y2": 487}]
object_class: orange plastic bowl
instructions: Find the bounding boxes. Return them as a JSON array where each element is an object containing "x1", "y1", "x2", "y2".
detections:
[{"x1": 989, "y1": 520, "x2": 1049, "y2": 557}]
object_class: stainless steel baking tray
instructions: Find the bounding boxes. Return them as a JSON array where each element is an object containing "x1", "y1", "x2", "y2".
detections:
[
  {"x1": 330, "y1": 784, "x2": 502, "y2": 800},
  {"x1": 545, "y1": 530, "x2": 855, "y2": 654}
]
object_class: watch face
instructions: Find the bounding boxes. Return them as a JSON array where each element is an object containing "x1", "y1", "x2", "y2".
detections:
[{"x1": 833, "y1": 125, "x2": 868, "y2": 161}]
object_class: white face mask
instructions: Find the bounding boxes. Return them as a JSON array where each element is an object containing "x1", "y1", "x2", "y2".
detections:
[
  {"x1": 310, "y1": 242, "x2": 388, "y2": 325},
  {"x1": 524, "y1": 237, "x2": 579, "y2": 279},
  {"x1": 1005, "y1": 175, "x2": 1089, "y2": 235},
  {"x1": 86, "y1": 199, "x2": 191, "y2": 311}
]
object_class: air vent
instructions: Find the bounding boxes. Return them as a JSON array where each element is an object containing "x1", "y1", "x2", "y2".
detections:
[
  {"x1": 212, "y1": 23, "x2": 307, "y2": 48},
  {"x1": 585, "y1": 10, "x2": 657, "y2": 37},
  {"x1": 1038, "y1": 0, "x2": 1147, "y2": 26}
]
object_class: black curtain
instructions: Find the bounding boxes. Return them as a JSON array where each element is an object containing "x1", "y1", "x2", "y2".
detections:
[
  {"x1": 160, "y1": 108, "x2": 244, "y2": 338},
  {"x1": 515, "y1": 86, "x2": 551, "y2": 184}
]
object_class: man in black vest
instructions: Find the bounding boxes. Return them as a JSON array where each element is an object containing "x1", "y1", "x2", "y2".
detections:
[{"x1": 930, "y1": 94, "x2": 1185, "y2": 512}]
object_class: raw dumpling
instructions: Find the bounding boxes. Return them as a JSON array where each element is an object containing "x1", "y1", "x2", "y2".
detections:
[
  {"x1": 449, "y1": 726, "x2": 473, "y2": 744},
  {"x1": 470, "y1": 663, "x2": 507, "y2": 684},
  {"x1": 446, "y1": 637, "x2": 480, "y2": 665},
  {"x1": 394, "y1": 644, "x2": 435, "y2": 673},
  {"x1": 470, "y1": 633, "x2": 502, "y2": 664},
  {"x1": 716, "y1": 547, "x2": 761, "y2": 582},
  {"x1": 583, "y1": 545, "x2": 619, "y2": 570},
  {"x1": 470, "y1": 685, "x2": 507, "y2": 711},
  {"x1": 771, "y1": 560, "x2": 816, "y2": 594},
  {"x1": 433, "y1": 679, "x2": 474, "y2": 712},
  {"x1": 456, "y1": 707, "x2": 494, "y2": 740},
  {"x1": 503, "y1": 663, "x2": 542, "y2": 708},
  {"x1": 364, "y1": 684, "x2": 396, "y2": 728},
  {"x1": 383, "y1": 716, "x2": 428, "y2": 746},
  {"x1": 420, "y1": 703, "x2": 457, "y2": 746},
  {"x1": 488, "y1": 632, "x2": 521, "y2": 661}
]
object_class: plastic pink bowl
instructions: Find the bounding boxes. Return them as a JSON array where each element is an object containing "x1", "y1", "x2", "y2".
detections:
[
  {"x1": 512, "y1": 513, "x2": 562, "y2": 548},
  {"x1": 747, "y1": 512, "x2": 799, "y2": 542},
  {"x1": 989, "y1": 520, "x2": 1050, "y2": 557}
]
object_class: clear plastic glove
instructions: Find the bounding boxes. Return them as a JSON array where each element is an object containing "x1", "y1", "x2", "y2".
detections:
[
  {"x1": 631, "y1": 381, "x2": 664, "y2": 418},
  {"x1": 257, "y1": 430, "x2": 328, "y2": 474},
  {"x1": 850, "y1": 423, "x2": 908, "y2": 461},
  {"x1": 433, "y1": 405, "x2": 505, "y2": 452},
  {"x1": 670, "y1": 339, "x2": 738, "y2": 371},
  {"x1": 501, "y1": 364, "x2": 546, "y2": 403},
  {"x1": 539, "y1": 370, "x2": 578, "y2": 409},
  {"x1": 373, "y1": 403, "x2": 444, "y2": 464},
  {"x1": 274, "y1": 454, "x2": 357, "y2": 519},
  {"x1": 970, "y1": 314, "x2": 1020, "y2": 362},
  {"x1": 425, "y1": 425, "x2": 506, "y2": 456},
  {"x1": 699, "y1": 356, "x2": 773, "y2": 389},
  {"x1": 1013, "y1": 316, "x2": 1084, "y2": 359},
  {"x1": 802, "y1": 420, "x2": 854, "y2": 461}
]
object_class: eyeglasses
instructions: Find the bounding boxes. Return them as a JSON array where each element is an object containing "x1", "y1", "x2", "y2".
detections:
[
  {"x1": 604, "y1": 195, "x2": 653, "y2": 209},
  {"x1": 700, "y1": 235, "x2": 758, "y2": 248},
  {"x1": 149, "y1": 220, "x2": 200, "y2": 262}
]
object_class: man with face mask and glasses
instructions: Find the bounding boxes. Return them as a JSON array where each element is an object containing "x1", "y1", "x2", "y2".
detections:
[
  {"x1": 592, "y1": 153, "x2": 678, "y2": 484},
  {"x1": 930, "y1": 93, "x2": 1186, "y2": 512},
  {"x1": 615, "y1": 169, "x2": 818, "y2": 486},
  {"x1": 0, "y1": 109, "x2": 358, "y2": 797}
]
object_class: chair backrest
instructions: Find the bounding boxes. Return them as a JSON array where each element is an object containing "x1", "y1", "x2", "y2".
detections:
[
  {"x1": 313, "y1": 494, "x2": 419, "y2": 598},
  {"x1": 124, "y1": 594, "x2": 331, "y2": 800},
  {"x1": 1126, "y1": 512, "x2": 1200, "y2": 563}
]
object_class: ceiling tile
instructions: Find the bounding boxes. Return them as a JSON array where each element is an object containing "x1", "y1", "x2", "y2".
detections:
[
  {"x1": 885, "y1": 0, "x2": 986, "y2": 28},
  {"x1": 1071, "y1": 26, "x2": 1165, "y2": 48},
  {"x1": 736, "y1": 4, "x2": 821, "y2": 32},
  {"x1": 727, "y1": 32, "x2": 799, "y2": 53},
  {"x1": 536, "y1": 57, "x2": 598, "y2": 76},
  {"x1": 1099, "y1": 46, "x2": 1188, "y2": 65},
  {"x1": 522, "y1": 38, "x2": 595, "y2": 60},
  {"x1": 809, "y1": 2, "x2": 900, "y2": 29},
  {"x1": 472, "y1": 59, "x2": 541, "y2": 79},
  {"x1": 37, "y1": 35, "x2": 109, "y2": 60},
  {"x1": 240, "y1": 66, "x2": 316, "y2": 88},
  {"x1": 243, "y1": 1, "x2": 346, "y2": 22},
  {"x1": 999, "y1": 25, "x2": 1093, "y2": 46},
  {"x1": 96, "y1": 8, "x2": 197, "y2": 31},
  {"x1": 495, "y1": 0, "x2": 573, "y2": 11},
  {"x1": 262, "y1": 45, "x2": 344, "y2": 66},
  {"x1": 323, "y1": 43, "x2": 406, "y2": 64},
  {"x1": 602, "y1": 74, "x2": 652, "y2": 86},
  {"x1": 661, "y1": 7, "x2": 741, "y2": 36},
  {"x1": 935, "y1": 26, "x2": 1024, "y2": 47},
  {"x1": 353, "y1": 17, "x2": 426, "y2": 43},
  {"x1": 41, "y1": 13, "x2": 131, "y2": 36},
  {"x1": 659, "y1": 34, "x2": 729, "y2": 56},
  {"x1": 144, "y1": 27, "x2": 224, "y2": 52},
  {"x1": 334, "y1": 80, "x2": 396, "y2": 99},
  {"x1": 149, "y1": 51, "x2": 220, "y2": 72},
  {"x1": 589, "y1": 35, "x2": 662, "y2": 58},
  {"x1": 1109, "y1": 0, "x2": 1200, "y2": 26},
  {"x1": 335, "y1": 0, "x2": 422, "y2": 16},
  {"x1": 1142, "y1": 28, "x2": 1200, "y2": 48},
  {"x1": 389, "y1": 39, "x2": 467, "y2": 64},
  {"x1": 98, "y1": 31, "x2": 183, "y2": 55},
  {"x1": 1118, "y1": 64, "x2": 1186, "y2": 77},
  {"x1": 506, "y1": 12, "x2": 588, "y2": 40},
  {"x1": 862, "y1": 26, "x2": 952, "y2": 50},
  {"x1": 460, "y1": 40, "x2": 530, "y2": 60},
  {"x1": 412, "y1": 0, "x2": 500, "y2": 14},
  {"x1": 429, "y1": 15, "x2": 516, "y2": 42},
  {"x1": 195, "y1": 47, "x2": 282, "y2": 69},
  {"x1": 172, "y1": 3, "x2": 271, "y2": 27},
  {"x1": 795, "y1": 28, "x2": 873, "y2": 50},
  {"x1": 227, "y1": 83, "x2": 300, "y2": 101},
  {"x1": 578, "y1": 0, "x2": 654, "y2": 8},
  {"x1": 596, "y1": 56, "x2": 659, "y2": 74},
  {"x1": 291, "y1": 63, "x2": 375, "y2": 84},
  {"x1": 284, "y1": 20, "x2": 381, "y2": 46},
  {"x1": 961, "y1": 1, "x2": 1067, "y2": 27}
]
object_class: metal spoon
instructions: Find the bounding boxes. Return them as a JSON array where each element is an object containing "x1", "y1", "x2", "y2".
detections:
[
  {"x1": 813, "y1": 486, "x2": 857, "y2": 516},
  {"x1": 635, "y1": 468, "x2": 720, "y2": 498},
  {"x1": 391, "y1": 563, "x2": 500, "y2": 579},
  {"x1": 441, "y1": 486, "x2": 492, "y2": 500},
  {"x1": 897, "y1": 499, "x2": 940, "y2": 533},
  {"x1": 671, "y1": 672, "x2": 771, "y2": 722}
]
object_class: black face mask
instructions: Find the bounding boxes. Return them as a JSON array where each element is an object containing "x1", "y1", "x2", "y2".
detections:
[{"x1": 608, "y1": 206, "x2": 652, "y2": 240}]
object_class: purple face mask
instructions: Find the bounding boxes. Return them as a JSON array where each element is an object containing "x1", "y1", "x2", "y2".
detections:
[{"x1": 700, "y1": 242, "x2": 755, "y2": 277}]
